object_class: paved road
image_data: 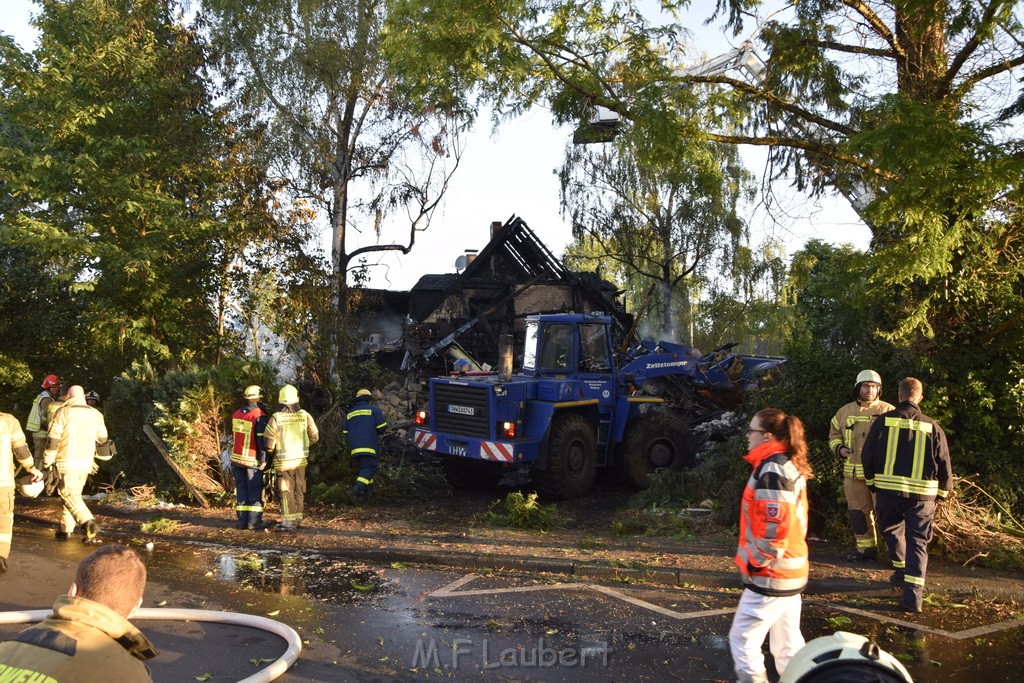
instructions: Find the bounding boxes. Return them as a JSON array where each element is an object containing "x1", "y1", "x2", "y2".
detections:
[{"x1": 2, "y1": 521, "x2": 1021, "y2": 681}]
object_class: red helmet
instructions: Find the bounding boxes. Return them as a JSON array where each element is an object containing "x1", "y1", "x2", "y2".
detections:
[{"x1": 41, "y1": 374, "x2": 61, "y2": 389}]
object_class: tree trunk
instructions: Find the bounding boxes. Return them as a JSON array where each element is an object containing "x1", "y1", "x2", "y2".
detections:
[{"x1": 894, "y1": 0, "x2": 949, "y2": 102}]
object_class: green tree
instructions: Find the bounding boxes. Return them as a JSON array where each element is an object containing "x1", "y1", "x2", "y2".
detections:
[
  {"x1": 559, "y1": 124, "x2": 755, "y2": 343},
  {"x1": 204, "y1": 0, "x2": 466, "y2": 312},
  {"x1": 0, "y1": 0, "x2": 297, "y2": 380}
]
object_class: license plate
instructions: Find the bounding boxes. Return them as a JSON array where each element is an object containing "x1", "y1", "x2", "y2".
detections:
[
  {"x1": 449, "y1": 442, "x2": 468, "y2": 457},
  {"x1": 448, "y1": 404, "x2": 475, "y2": 415}
]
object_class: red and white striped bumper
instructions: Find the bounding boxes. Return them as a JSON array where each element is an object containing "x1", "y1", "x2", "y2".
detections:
[
  {"x1": 479, "y1": 441, "x2": 514, "y2": 462},
  {"x1": 414, "y1": 430, "x2": 437, "y2": 451}
]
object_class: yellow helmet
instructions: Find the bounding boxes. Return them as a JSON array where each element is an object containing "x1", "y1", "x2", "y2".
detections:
[
  {"x1": 279, "y1": 384, "x2": 299, "y2": 405},
  {"x1": 356, "y1": 388, "x2": 372, "y2": 399},
  {"x1": 243, "y1": 385, "x2": 263, "y2": 400}
]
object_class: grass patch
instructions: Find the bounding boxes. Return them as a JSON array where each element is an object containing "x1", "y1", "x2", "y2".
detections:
[
  {"x1": 610, "y1": 508, "x2": 694, "y2": 540},
  {"x1": 139, "y1": 517, "x2": 180, "y2": 533}
]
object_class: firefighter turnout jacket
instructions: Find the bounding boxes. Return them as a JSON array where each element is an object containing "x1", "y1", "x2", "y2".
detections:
[
  {"x1": 0, "y1": 595, "x2": 157, "y2": 682},
  {"x1": 343, "y1": 399, "x2": 387, "y2": 457},
  {"x1": 1, "y1": 413, "x2": 34, "y2": 489},
  {"x1": 264, "y1": 407, "x2": 319, "y2": 471},
  {"x1": 45, "y1": 395, "x2": 111, "y2": 473},
  {"x1": 862, "y1": 401, "x2": 953, "y2": 501},
  {"x1": 735, "y1": 440, "x2": 810, "y2": 596},
  {"x1": 230, "y1": 404, "x2": 268, "y2": 469},
  {"x1": 829, "y1": 398, "x2": 894, "y2": 479}
]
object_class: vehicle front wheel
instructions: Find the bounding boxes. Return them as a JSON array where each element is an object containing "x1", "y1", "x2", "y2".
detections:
[
  {"x1": 532, "y1": 414, "x2": 597, "y2": 500},
  {"x1": 616, "y1": 411, "x2": 696, "y2": 489}
]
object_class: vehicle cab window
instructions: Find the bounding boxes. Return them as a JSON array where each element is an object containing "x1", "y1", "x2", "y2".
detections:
[
  {"x1": 579, "y1": 323, "x2": 611, "y2": 371},
  {"x1": 538, "y1": 324, "x2": 572, "y2": 370}
]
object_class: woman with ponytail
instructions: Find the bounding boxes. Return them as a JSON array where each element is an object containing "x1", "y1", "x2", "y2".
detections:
[{"x1": 729, "y1": 408, "x2": 813, "y2": 683}]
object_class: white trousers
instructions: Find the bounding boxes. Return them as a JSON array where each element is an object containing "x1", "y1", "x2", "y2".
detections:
[{"x1": 729, "y1": 588, "x2": 805, "y2": 683}]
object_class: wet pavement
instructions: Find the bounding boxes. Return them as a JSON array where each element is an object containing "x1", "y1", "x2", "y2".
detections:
[{"x1": 1, "y1": 521, "x2": 1022, "y2": 681}]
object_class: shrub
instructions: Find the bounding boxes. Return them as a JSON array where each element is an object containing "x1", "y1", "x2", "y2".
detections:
[{"x1": 484, "y1": 492, "x2": 558, "y2": 531}]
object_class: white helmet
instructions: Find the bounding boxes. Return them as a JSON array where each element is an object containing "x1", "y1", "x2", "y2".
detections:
[
  {"x1": 780, "y1": 631, "x2": 912, "y2": 683},
  {"x1": 855, "y1": 369, "x2": 882, "y2": 387},
  {"x1": 16, "y1": 473, "x2": 44, "y2": 498}
]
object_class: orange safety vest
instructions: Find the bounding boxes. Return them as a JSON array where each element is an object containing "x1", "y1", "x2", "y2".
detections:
[{"x1": 735, "y1": 440, "x2": 809, "y2": 596}]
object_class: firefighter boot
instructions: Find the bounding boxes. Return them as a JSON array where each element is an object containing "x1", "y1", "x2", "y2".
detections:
[
  {"x1": 55, "y1": 528, "x2": 71, "y2": 541},
  {"x1": 899, "y1": 586, "x2": 923, "y2": 613},
  {"x1": 83, "y1": 520, "x2": 101, "y2": 544},
  {"x1": 0, "y1": 556, "x2": 7, "y2": 573},
  {"x1": 346, "y1": 485, "x2": 361, "y2": 506},
  {"x1": 889, "y1": 570, "x2": 905, "y2": 589}
]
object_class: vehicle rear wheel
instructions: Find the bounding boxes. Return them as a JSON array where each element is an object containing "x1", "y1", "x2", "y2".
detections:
[
  {"x1": 532, "y1": 414, "x2": 597, "y2": 500},
  {"x1": 616, "y1": 411, "x2": 696, "y2": 489},
  {"x1": 442, "y1": 457, "x2": 503, "y2": 491}
]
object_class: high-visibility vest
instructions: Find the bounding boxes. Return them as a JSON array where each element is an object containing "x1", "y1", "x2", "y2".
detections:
[
  {"x1": 269, "y1": 410, "x2": 317, "y2": 471},
  {"x1": 735, "y1": 441, "x2": 809, "y2": 596},
  {"x1": 231, "y1": 405, "x2": 267, "y2": 468},
  {"x1": 25, "y1": 391, "x2": 50, "y2": 433}
]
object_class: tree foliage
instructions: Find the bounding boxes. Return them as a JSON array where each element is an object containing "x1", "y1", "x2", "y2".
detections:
[
  {"x1": 559, "y1": 122, "x2": 755, "y2": 343},
  {"x1": 204, "y1": 0, "x2": 466, "y2": 306}
]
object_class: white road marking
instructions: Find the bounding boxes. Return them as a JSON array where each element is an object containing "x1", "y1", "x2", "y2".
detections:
[{"x1": 431, "y1": 574, "x2": 1024, "y2": 639}]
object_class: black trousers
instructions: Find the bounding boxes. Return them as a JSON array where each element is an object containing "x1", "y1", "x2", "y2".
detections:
[{"x1": 875, "y1": 491, "x2": 936, "y2": 591}]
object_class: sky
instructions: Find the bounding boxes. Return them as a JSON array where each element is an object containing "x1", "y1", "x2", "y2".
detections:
[{"x1": 4, "y1": 0, "x2": 871, "y2": 291}]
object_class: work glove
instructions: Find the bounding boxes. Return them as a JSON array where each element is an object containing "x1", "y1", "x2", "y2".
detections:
[
  {"x1": 28, "y1": 469, "x2": 44, "y2": 483},
  {"x1": 43, "y1": 449, "x2": 57, "y2": 468}
]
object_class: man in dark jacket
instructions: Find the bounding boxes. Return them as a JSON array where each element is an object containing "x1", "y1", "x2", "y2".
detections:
[
  {"x1": 0, "y1": 545, "x2": 158, "y2": 681},
  {"x1": 862, "y1": 377, "x2": 953, "y2": 613},
  {"x1": 344, "y1": 389, "x2": 388, "y2": 505}
]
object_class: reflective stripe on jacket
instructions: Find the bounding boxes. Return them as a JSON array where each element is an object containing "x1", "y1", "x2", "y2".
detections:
[
  {"x1": 828, "y1": 399, "x2": 894, "y2": 479},
  {"x1": 265, "y1": 408, "x2": 318, "y2": 471},
  {"x1": 1, "y1": 413, "x2": 33, "y2": 488},
  {"x1": 735, "y1": 441, "x2": 809, "y2": 596},
  {"x1": 47, "y1": 398, "x2": 108, "y2": 474},
  {"x1": 26, "y1": 390, "x2": 51, "y2": 434},
  {"x1": 862, "y1": 401, "x2": 953, "y2": 501},
  {"x1": 0, "y1": 595, "x2": 157, "y2": 682},
  {"x1": 230, "y1": 405, "x2": 267, "y2": 468},
  {"x1": 343, "y1": 399, "x2": 387, "y2": 457}
]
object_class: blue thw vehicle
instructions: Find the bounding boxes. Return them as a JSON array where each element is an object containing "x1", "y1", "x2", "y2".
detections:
[{"x1": 413, "y1": 313, "x2": 784, "y2": 499}]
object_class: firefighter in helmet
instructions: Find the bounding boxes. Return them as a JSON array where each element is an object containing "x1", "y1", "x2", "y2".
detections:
[
  {"x1": 344, "y1": 389, "x2": 388, "y2": 505},
  {"x1": 26, "y1": 374, "x2": 61, "y2": 467},
  {"x1": 828, "y1": 370, "x2": 894, "y2": 563},
  {"x1": 229, "y1": 385, "x2": 269, "y2": 530},
  {"x1": 45, "y1": 386, "x2": 112, "y2": 543},
  {"x1": 263, "y1": 385, "x2": 318, "y2": 532}
]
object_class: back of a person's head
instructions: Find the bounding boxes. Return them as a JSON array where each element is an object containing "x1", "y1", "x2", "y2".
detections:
[
  {"x1": 898, "y1": 377, "x2": 923, "y2": 402},
  {"x1": 75, "y1": 546, "x2": 146, "y2": 617}
]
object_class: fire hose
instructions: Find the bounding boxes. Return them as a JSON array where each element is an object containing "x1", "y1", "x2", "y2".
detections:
[{"x1": 0, "y1": 607, "x2": 301, "y2": 683}]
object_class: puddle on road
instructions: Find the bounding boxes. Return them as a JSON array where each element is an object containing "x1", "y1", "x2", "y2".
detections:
[
  {"x1": 212, "y1": 548, "x2": 387, "y2": 602},
  {"x1": 802, "y1": 598, "x2": 1024, "y2": 682}
]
